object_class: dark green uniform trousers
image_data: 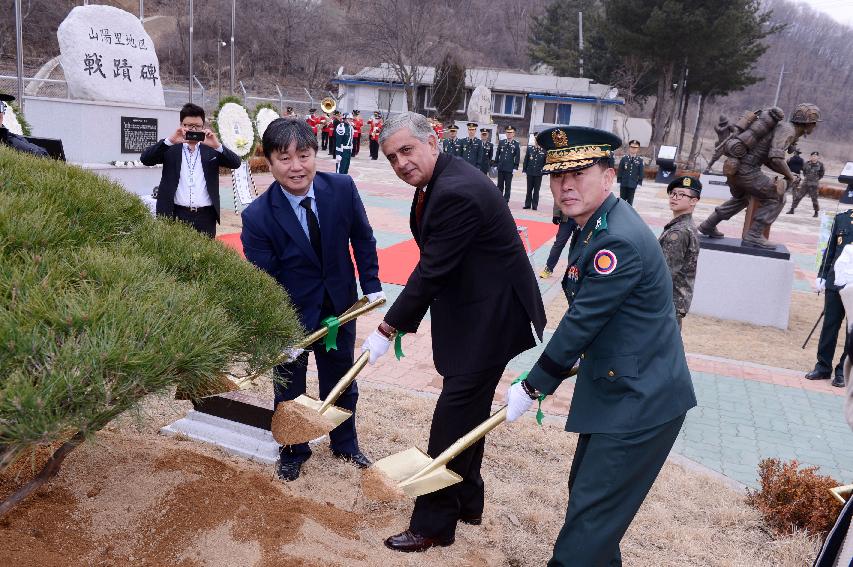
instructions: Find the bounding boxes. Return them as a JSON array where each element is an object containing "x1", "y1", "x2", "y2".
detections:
[
  {"x1": 815, "y1": 288, "x2": 847, "y2": 375},
  {"x1": 549, "y1": 414, "x2": 686, "y2": 567}
]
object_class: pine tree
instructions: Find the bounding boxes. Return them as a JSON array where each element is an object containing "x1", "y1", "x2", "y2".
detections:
[{"x1": 432, "y1": 53, "x2": 466, "y2": 125}]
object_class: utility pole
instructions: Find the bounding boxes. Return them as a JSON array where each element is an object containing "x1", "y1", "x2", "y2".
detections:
[
  {"x1": 773, "y1": 63, "x2": 785, "y2": 107},
  {"x1": 139, "y1": 0, "x2": 144, "y2": 20},
  {"x1": 230, "y1": 0, "x2": 236, "y2": 94},
  {"x1": 188, "y1": 0, "x2": 194, "y2": 103},
  {"x1": 578, "y1": 12, "x2": 584, "y2": 78},
  {"x1": 15, "y1": 0, "x2": 24, "y2": 111},
  {"x1": 217, "y1": 38, "x2": 226, "y2": 102}
]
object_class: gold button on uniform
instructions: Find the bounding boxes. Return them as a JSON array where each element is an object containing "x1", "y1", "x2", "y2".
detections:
[{"x1": 608, "y1": 370, "x2": 615, "y2": 377}]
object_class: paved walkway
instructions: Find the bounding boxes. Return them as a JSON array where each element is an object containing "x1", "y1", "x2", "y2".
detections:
[{"x1": 219, "y1": 150, "x2": 853, "y2": 489}]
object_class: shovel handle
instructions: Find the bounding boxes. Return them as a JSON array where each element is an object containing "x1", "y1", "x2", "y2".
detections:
[
  {"x1": 295, "y1": 297, "x2": 386, "y2": 350},
  {"x1": 408, "y1": 406, "x2": 508, "y2": 482},
  {"x1": 318, "y1": 351, "x2": 370, "y2": 414}
]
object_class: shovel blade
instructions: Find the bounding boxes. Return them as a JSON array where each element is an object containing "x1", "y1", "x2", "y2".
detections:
[
  {"x1": 372, "y1": 447, "x2": 433, "y2": 483},
  {"x1": 398, "y1": 467, "x2": 463, "y2": 498},
  {"x1": 372, "y1": 447, "x2": 463, "y2": 498},
  {"x1": 292, "y1": 395, "x2": 353, "y2": 429}
]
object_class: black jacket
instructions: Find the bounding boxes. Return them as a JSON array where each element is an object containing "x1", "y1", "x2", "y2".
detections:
[
  {"x1": 0, "y1": 128, "x2": 48, "y2": 157},
  {"x1": 140, "y1": 139, "x2": 241, "y2": 221},
  {"x1": 385, "y1": 153, "x2": 546, "y2": 375},
  {"x1": 819, "y1": 209, "x2": 853, "y2": 290}
]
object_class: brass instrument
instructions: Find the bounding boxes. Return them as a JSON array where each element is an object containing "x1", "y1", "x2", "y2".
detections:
[{"x1": 320, "y1": 97, "x2": 336, "y2": 114}]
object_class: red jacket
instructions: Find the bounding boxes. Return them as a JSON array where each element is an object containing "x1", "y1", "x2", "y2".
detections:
[
  {"x1": 353, "y1": 117, "x2": 364, "y2": 137},
  {"x1": 368, "y1": 118, "x2": 383, "y2": 141},
  {"x1": 306, "y1": 114, "x2": 322, "y2": 134}
]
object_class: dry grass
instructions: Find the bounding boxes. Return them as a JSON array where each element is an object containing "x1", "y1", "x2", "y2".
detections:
[{"x1": 0, "y1": 379, "x2": 798, "y2": 566}]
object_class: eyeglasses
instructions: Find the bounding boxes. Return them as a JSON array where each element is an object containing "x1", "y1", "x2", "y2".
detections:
[
  {"x1": 182, "y1": 123, "x2": 204, "y2": 131},
  {"x1": 669, "y1": 191, "x2": 697, "y2": 201}
]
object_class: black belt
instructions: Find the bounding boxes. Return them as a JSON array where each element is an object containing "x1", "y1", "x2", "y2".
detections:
[{"x1": 174, "y1": 205, "x2": 214, "y2": 213}]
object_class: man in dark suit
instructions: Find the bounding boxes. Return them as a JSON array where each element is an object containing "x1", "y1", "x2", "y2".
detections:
[
  {"x1": 363, "y1": 111, "x2": 546, "y2": 552},
  {"x1": 140, "y1": 102, "x2": 241, "y2": 237},
  {"x1": 506, "y1": 126, "x2": 697, "y2": 566},
  {"x1": 241, "y1": 118, "x2": 384, "y2": 481},
  {"x1": 0, "y1": 92, "x2": 48, "y2": 157}
]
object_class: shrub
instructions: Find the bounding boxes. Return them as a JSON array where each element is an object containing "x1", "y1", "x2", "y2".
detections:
[
  {"x1": 746, "y1": 458, "x2": 843, "y2": 537},
  {"x1": 0, "y1": 147, "x2": 303, "y2": 514}
]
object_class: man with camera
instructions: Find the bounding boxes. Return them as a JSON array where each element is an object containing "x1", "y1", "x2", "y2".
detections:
[{"x1": 140, "y1": 102, "x2": 241, "y2": 237}]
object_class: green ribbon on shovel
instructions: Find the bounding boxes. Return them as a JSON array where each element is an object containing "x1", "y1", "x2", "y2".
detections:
[
  {"x1": 321, "y1": 316, "x2": 340, "y2": 351},
  {"x1": 394, "y1": 332, "x2": 406, "y2": 360},
  {"x1": 512, "y1": 371, "x2": 545, "y2": 426}
]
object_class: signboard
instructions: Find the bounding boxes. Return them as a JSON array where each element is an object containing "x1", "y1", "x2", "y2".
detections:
[
  {"x1": 120, "y1": 116, "x2": 158, "y2": 153},
  {"x1": 658, "y1": 145, "x2": 677, "y2": 160},
  {"x1": 839, "y1": 161, "x2": 853, "y2": 185}
]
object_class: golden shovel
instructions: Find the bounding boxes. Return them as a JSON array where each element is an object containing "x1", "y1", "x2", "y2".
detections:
[
  {"x1": 270, "y1": 350, "x2": 372, "y2": 446},
  {"x1": 371, "y1": 406, "x2": 509, "y2": 498}
]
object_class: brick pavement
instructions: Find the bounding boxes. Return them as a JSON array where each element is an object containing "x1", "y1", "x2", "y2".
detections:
[{"x1": 217, "y1": 149, "x2": 853, "y2": 489}]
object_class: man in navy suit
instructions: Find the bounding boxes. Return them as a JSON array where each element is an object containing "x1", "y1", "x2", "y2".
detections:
[
  {"x1": 140, "y1": 102, "x2": 241, "y2": 237},
  {"x1": 240, "y1": 118, "x2": 384, "y2": 481}
]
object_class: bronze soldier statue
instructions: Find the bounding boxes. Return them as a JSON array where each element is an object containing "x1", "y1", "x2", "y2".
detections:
[{"x1": 698, "y1": 103, "x2": 821, "y2": 249}]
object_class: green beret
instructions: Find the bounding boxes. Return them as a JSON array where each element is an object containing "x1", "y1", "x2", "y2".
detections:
[{"x1": 535, "y1": 126, "x2": 622, "y2": 174}]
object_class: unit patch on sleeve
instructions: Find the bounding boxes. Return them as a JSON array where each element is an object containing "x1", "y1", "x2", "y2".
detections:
[{"x1": 593, "y1": 249, "x2": 617, "y2": 275}]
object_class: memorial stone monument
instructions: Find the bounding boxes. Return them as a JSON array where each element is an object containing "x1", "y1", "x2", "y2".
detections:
[{"x1": 24, "y1": 5, "x2": 180, "y2": 196}]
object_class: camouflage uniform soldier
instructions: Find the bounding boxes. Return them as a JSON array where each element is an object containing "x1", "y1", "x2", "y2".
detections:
[
  {"x1": 698, "y1": 103, "x2": 821, "y2": 249},
  {"x1": 659, "y1": 176, "x2": 702, "y2": 329},
  {"x1": 788, "y1": 151, "x2": 825, "y2": 217}
]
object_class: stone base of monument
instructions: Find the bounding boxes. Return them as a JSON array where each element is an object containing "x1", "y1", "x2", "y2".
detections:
[
  {"x1": 25, "y1": 97, "x2": 178, "y2": 196},
  {"x1": 160, "y1": 391, "x2": 324, "y2": 464},
  {"x1": 698, "y1": 172, "x2": 731, "y2": 200},
  {"x1": 690, "y1": 237, "x2": 793, "y2": 329}
]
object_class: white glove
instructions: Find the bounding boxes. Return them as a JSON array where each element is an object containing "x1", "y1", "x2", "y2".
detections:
[
  {"x1": 361, "y1": 329, "x2": 391, "y2": 365},
  {"x1": 282, "y1": 347, "x2": 305, "y2": 363},
  {"x1": 366, "y1": 291, "x2": 386, "y2": 303},
  {"x1": 505, "y1": 381, "x2": 535, "y2": 423},
  {"x1": 815, "y1": 277, "x2": 826, "y2": 293}
]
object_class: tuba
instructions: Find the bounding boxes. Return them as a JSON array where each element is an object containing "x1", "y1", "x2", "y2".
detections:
[{"x1": 320, "y1": 97, "x2": 336, "y2": 114}]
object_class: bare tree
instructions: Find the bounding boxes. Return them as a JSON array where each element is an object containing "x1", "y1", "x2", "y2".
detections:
[{"x1": 347, "y1": 0, "x2": 452, "y2": 110}]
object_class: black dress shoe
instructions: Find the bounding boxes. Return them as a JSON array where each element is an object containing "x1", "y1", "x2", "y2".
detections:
[
  {"x1": 459, "y1": 514, "x2": 482, "y2": 525},
  {"x1": 331, "y1": 450, "x2": 372, "y2": 469},
  {"x1": 384, "y1": 530, "x2": 454, "y2": 552},
  {"x1": 832, "y1": 371, "x2": 846, "y2": 388},
  {"x1": 277, "y1": 459, "x2": 306, "y2": 482},
  {"x1": 805, "y1": 369, "x2": 831, "y2": 380}
]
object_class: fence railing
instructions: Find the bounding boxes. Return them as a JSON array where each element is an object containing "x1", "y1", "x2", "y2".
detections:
[{"x1": 0, "y1": 75, "x2": 316, "y2": 117}]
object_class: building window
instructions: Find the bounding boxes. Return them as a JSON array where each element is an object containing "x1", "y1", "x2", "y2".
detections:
[
  {"x1": 424, "y1": 87, "x2": 467, "y2": 112},
  {"x1": 491, "y1": 93, "x2": 524, "y2": 117},
  {"x1": 377, "y1": 88, "x2": 400, "y2": 112},
  {"x1": 543, "y1": 102, "x2": 572, "y2": 125}
]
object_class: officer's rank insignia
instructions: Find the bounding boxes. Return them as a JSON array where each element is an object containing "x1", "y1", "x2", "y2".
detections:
[
  {"x1": 551, "y1": 129, "x2": 569, "y2": 148},
  {"x1": 567, "y1": 264, "x2": 579, "y2": 281},
  {"x1": 593, "y1": 249, "x2": 617, "y2": 275},
  {"x1": 683, "y1": 178, "x2": 692, "y2": 187}
]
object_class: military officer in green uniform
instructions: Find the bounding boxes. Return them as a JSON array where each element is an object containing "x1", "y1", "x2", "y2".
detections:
[
  {"x1": 806, "y1": 209, "x2": 853, "y2": 388},
  {"x1": 442, "y1": 124, "x2": 461, "y2": 156},
  {"x1": 335, "y1": 113, "x2": 354, "y2": 175},
  {"x1": 479, "y1": 128, "x2": 493, "y2": 175},
  {"x1": 616, "y1": 139, "x2": 644, "y2": 205},
  {"x1": 522, "y1": 133, "x2": 546, "y2": 210},
  {"x1": 659, "y1": 176, "x2": 702, "y2": 330},
  {"x1": 505, "y1": 125, "x2": 697, "y2": 567},
  {"x1": 495, "y1": 125, "x2": 520, "y2": 202},
  {"x1": 459, "y1": 122, "x2": 483, "y2": 169}
]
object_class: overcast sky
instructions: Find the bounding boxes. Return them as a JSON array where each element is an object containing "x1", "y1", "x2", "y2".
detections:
[{"x1": 798, "y1": 0, "x2": 853, "y2": 26}]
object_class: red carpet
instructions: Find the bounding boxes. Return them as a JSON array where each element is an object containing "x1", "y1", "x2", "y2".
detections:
[
  {"x1": 377, "y1": 219, "x2": 557, "y2": 285},
  {"x1": 216, "y1": 218, "x2": 557, "y2": 286},
  {"x1": 217, "y1": 233, "x2": 245, "y2": 258}
]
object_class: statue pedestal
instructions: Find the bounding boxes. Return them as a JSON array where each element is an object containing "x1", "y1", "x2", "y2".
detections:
[
  {"x1": 691, "y1": 237, "x2": 793, "y2": 329},
  {"x1": 698, "y1": 172, "x2": 730, "y2": 200}
]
